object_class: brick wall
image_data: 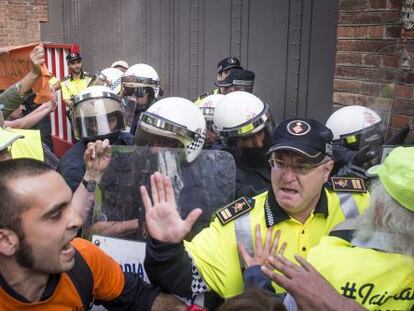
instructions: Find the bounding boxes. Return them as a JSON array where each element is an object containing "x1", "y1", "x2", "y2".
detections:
[
  {"x1": 0, "y1": 0, "x2": 48, "y2": 47},
  {"x1": 334, "y1": 0, "x2": 414, "y2": 140}
]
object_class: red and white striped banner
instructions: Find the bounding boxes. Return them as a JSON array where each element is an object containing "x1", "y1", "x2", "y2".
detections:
[{"x1": 44, "y1": 43, "x2": 79, "y2": 157}]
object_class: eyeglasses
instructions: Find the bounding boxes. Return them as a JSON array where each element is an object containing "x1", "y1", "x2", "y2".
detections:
[{"x1": 268, "y1": 158, "x2": 330, "y2": 175}]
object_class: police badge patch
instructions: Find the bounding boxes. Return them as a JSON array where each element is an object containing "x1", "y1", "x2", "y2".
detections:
[
  {"x1": 330, "y1": 177, "x2": 367, "y2": 193},
  {"x1": 216, "y1": 197, "x2": 254, "y2": 225}
]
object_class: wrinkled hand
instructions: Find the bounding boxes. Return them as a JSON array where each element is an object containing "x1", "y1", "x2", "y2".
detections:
[
  {"x1": 29, "y1": 43, "x2": 45, "y2": 76},
  {"x1": 238, "y1": 225, "x2": 286, "y2": 268},
  {"x1": 261, "y1": 255, "x2": 364, "y2": 311},
  {"x1": 140, "y1": 172, "x2": 202, "y2": 243},
  {"x1": 84, "y1": 139, "x2": 111, "y2": 183}
]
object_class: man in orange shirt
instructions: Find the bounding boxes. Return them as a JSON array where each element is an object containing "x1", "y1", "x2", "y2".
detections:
[{"x1": 0, "y1": 158, "x2": 186, "y2": 311}]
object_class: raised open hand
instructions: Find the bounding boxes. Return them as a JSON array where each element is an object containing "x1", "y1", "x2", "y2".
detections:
[
  {"x1": 140, "y1": 172, "x2": 202, "y2": 243},
  {"x1": 238, "y1": 225, "x2": 286, "y2": 268}
]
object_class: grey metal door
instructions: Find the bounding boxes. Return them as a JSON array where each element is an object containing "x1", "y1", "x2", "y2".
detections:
[{"x1": 41, "y1": 0, "x2": 338, "y2": 122}]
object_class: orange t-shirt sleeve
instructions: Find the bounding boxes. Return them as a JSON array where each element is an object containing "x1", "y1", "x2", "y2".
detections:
[{"x1": 71, "y1": 238, "x2": 125, "y2": 300}]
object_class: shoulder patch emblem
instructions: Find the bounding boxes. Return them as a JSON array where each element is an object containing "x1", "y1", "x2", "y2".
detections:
[
  {"x1": 216, "y1": 197, "x2": 253, "y2": 225},
  {"x1": 330, "y1": 177, "x2": 366, "y2": 193}
]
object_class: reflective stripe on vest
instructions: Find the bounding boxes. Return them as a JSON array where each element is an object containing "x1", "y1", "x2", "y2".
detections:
[
  {"x1": 234, "y1": 193, "x2": 360, "y2": 260},
  {"x1": 234, "y1": 212, "x2": 253, "y2": 261},
  {"x1": 337, "y1": 193, "x2": 359, "y2": 219}
]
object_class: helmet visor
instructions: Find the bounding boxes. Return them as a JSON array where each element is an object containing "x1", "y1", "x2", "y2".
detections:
[
  {"x1": 72, "y1": 97, "x2": 125, "y2": 140},
  {"x1": 123, "y1": 86, "x2": 154, "y2": 98},
  {"x1": 139, "y1": 112, "x2": 205, "y2": 142},
  {"x1": 134, "y1": 128, "x2": 184, "y2": 148}
]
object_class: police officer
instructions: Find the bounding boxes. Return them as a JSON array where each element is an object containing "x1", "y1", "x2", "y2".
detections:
[
  {"x1": 61, "y1": 52, "x2": 93, "y2": 106},
  {"x1": 194, "y1": 57, "x2": 243, "y2": 105},
  {"x1": 214, "y1": 91, "x2": 273, "y2": 197},
  {"x1": 214, "y1": 68, "x2": 255, "y2": 95},
  {"x1": 325, "y1": 105, "x2": 384, "y2": 179},
  {"x1": 141, "y1": 118, "x2": 370, "y2": 309},
  {"x1": 263, "y1": 146, "x2": 414, "y2": 311},
  {"x1": 58, "y1": 86, "x2": 134, "y2": 192},
  {"x1": 121, "y1": 63, "x2": 162, "y2": 135}
]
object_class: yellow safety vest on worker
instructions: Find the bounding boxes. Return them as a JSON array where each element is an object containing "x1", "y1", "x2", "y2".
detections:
[
  {"x1": 61, "y1": 72, "x2": 93, "y2": 103},
  {"x1": 184, "y1": 187, "x2": 370, "y2": 298},
  {"x1": 10, "y1": 128, "x2": 44, "y2": 161},
  {"x1": 308, "y1": 235, "x2": 414, "y2": 310}
]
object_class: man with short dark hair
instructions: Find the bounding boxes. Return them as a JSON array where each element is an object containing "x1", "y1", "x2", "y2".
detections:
[
  {"x1": 0, "y1": 158, "x2": 186, "y2": 310},
  {"x1": 194, "y1": 56, "x2": 243, "y2": 106},
  {"x1": 61, "y1": 52, "x2": 93, "y2": 106}
]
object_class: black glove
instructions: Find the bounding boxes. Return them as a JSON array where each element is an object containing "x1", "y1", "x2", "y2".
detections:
[
  {"x1": 385, "y1": 124, "x2": 410, "y2": 145},
  {"x1": 335, "y1": 162, "x2": 368, "y2": 179},
  {"x1": 335, "y1": 145, "x2": 377, "y2": 179},
  {"x1": 351, "y1": 145, "x2": 377, "y2": 168}
]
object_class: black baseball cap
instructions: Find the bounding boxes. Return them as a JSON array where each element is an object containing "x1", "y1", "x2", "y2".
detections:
[
  {"x1": 215, "y1": 69, "x2": 255, "y2": 87},
  {"x1": 66, "y1": 52, "x2": 82, "y2": 64},
  {"x1": 217, "y1": 57, "x2": 242, "y2": 73},
  {"x1": 267, "y1": 118, "x2": 333, "y2": 164}
]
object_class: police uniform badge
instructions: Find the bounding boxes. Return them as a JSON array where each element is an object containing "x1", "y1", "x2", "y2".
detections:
[
  {"x1": 228, "y1": 57, "x2": 237, "y2": 64},
  {"x1": 216, "y1": 197, "x2": 253, "y2": 225},
  {"x1": 287, "y1": 120, "x2": 311, "y2": 136},
  {"x1": 330, "y1": 177, "x2": 367, "y2": 193}
]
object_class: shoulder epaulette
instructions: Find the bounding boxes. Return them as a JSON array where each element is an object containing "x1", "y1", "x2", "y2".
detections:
[
  {"x1": 215, "y1": 196, "x2": 254, "y2": 225},
  {"x1": 329, "y1": 177, "x2": 367, "y2": 193}
]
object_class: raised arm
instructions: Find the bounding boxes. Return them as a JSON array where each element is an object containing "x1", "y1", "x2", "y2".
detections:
[
  {"x1": 72, "y1": 139, "x2": 111, "y2": 222},
  {"x1": 1, "y1": 44, "x2": 45, "y2": 119},
  {"x1": 4, "y1": 96, "x2": 56, "y2": 129}
]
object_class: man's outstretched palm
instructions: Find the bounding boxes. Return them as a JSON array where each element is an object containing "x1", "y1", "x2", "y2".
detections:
[{"x1": 140, "y1": 172, "x2": 202, "y2": 243}]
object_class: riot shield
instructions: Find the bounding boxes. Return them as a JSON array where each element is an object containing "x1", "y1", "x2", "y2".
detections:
[
  {"x1": 87, "y1": 146, "x2": 236, "y2": 242},
  {"x1": 361, "y1": 43, "x2": 414, "y2": 167}
]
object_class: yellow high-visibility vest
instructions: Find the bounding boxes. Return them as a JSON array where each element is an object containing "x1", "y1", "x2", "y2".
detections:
[
  {"x1": 308, "y1": 235, "x2": 414, "y2": 310},
  {"x1": 10, "y1": 128, "x2": 44, "y2": 161},
  {"x1": 185, "y1": 189, "x2": 370, "y2": 298}
]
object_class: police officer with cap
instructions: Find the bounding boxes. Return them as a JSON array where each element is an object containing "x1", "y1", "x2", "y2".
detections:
[
  {"x1": 215, "y1": 68, "x2": 255, "y2": 95},
  {"x1": 61, "y1": 52, "x2": 93, "y2": 106},
  {"x1": 194, "y1": 56, "x2": 243, "y2": 106},
  {"x1": 141, "y1": 118, "x2": 371, "y2": 309}
]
